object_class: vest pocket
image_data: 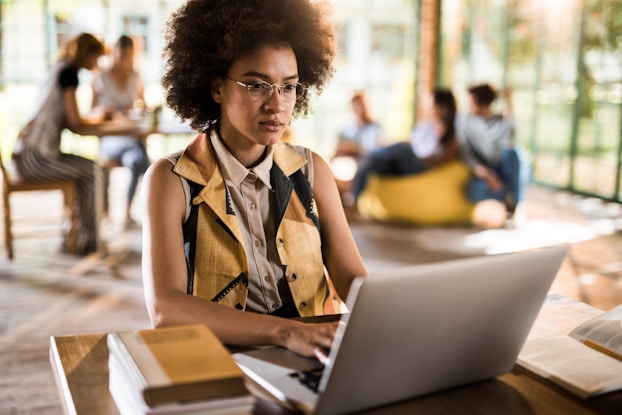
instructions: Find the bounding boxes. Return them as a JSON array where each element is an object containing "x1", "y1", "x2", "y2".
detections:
[{"x1": 211, "y1": 272, "x2": 249, "y2": 308}]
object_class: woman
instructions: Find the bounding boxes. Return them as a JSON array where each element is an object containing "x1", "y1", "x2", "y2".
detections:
[
  {"x1": 12, "y1": 33, "x2": 107, "y2": 255},
  {"x1": 142, "y1": 0, "x2": 367, "y2": 360},
  {"x1": 92, "y1": 35, "x2": 151, "y2": 228},
  {"x1": 335, "y1": 91, "x2": 386, "y2": 159},
  {"x1": 350, "y1": 88, "x2": 460, "y2": 199},
  {"x1": 332, "y1": 91, "x2": 386, "y2": 204}
]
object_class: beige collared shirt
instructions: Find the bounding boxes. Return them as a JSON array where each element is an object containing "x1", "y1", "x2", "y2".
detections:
[{"x1": 210, "y1": 133, "x2": 294, "y2": 313}]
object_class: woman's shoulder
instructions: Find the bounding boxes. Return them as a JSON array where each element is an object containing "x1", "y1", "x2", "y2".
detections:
[
  {"x1": 275, "y1": 141, "x2": 317, "y2": 182},
  {"x1": 163, "y1": 150, "x2": 184, "y2": 165},
  {"x1": 58, "y1": 63, "x2": 79, "y2": 87},
  {"x1": 145, "y1": 152, "x2": 190, "y2": 194},
  {"x1": 278, "y1": 141, "x2": 312, "y2": 157},
  {"x1": 56, "y1": 59, "x2": 77, "y2": 75},
  {"x1": 146, "y1": 151, "x2": 184, "y2": 177}
]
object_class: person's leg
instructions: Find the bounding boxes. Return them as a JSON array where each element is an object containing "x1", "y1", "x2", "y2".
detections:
[
  {"x1": 14, "y1": 147, "x2": 103, "y2": 255},
  {"x1": 465, "y1": 165, "x2": 506, "y2": 203},
  {"x1": 498, "y1": 147, "x2": 530, "y2": 213},
  {"x1": 99, "y1": 136, "x2": 129, "y2": 217},
  {"x1": 465, "y1": 176, "x2": 499, "y2": 203},
  {"x1": 120, "y1": 141, "x2": 150, "y2": 222},
  {"x1": 368, "y1": 142, "x2": 426, "y2": 175},
  {"x1": 349, "y1": 156, "x2": 370, "y2": 201},
  {"x1": 99, "y1": 135, "x2": 129, "y2": 164},
  {"x1": 351, "y1": 142, "x2": 423, "y2": 198}
]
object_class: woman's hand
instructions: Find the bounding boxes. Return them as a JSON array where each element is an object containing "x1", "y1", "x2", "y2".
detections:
[
  {"x1": 279, "y1": 320, "x2": 339, "y2": 360},
  {"x1": 474, "y1": 164, "x2": 503, "y2": 192}
]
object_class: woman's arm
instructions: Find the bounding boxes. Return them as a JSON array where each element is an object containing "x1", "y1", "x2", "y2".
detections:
[
  {"x1": 136, "y1": 74, "x2": 147, "y2": 109},
  {"x1": 501, "y1": 88, "x2": 513, "y2": 118},
  {"x1": 141, "y1": 158, "x2": 338, "y2": 358},
  {"x1": 63, "y1": 87, "x2": 106, "y2": 133},
  {"x1": 312, "y1": 152, "x2": 368, "y2": 301},
  {"x1": 424, "y1": 136, "x2": 460, "y2": 168}
]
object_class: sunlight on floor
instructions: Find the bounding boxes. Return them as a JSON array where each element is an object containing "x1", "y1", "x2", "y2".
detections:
[{"x1": 462, "y1": 219, "x2": 599, "y2": 254}]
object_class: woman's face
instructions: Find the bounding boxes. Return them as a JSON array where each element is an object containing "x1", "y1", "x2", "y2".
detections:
[
  {"x1": 83, "y1": 53, "x2": 101, "y2": 71},
  {"x1": 468, "y1": 95, "x2": 486, "y2": 116},
  {"x1": 212, "y1": 43, "x2": 298, "y2": 154},
  {"x1": 114, "y1": 46, "x2": 135, "y2": 70},
  {"x1": 432, "y1": 102, "x2": 450, "y2": 139}
]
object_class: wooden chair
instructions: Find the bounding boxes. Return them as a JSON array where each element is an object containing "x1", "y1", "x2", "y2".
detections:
[{"x1": 0, "y1": 149, "x2": 77, "y2": 259}]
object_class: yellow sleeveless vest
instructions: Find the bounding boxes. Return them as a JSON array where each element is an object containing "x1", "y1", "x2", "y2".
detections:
[{"x1": 172, "y1": 132, "x2": 327, "y2": 317}]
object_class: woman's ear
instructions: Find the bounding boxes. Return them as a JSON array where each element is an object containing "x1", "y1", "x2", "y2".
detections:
[{"x1": 211, "y1": 78, "x2": 223, "y2": 103}]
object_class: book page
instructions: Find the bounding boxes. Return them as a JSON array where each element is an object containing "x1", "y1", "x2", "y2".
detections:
[
  {"x1": 525, "y1": 293, "x2": 601, "y2": 341},
  {"x1": 517, "y1": 335, "x2": 622, "y2": 398},
  {"x1": 568, "y1": 304, "x2": 622, "y2": 359}
]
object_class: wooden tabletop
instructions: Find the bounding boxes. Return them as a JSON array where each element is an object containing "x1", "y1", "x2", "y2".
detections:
[{"x1": 49, "y1": 295, "x2": 622, "y2": 415}]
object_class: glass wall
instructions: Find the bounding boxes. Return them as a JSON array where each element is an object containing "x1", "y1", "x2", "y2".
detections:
[{"x1": 439, "y1": 0, "x2": 622, "y2": 201}]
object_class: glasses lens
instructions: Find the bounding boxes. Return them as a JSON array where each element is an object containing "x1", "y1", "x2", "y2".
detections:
[
  {"x1": 248, "y1": 82, "x2": 273, "y2": 100},
  {"x1": 246, "y1": 81, "x2": 306, "y2": 101},
  {"x1": 283, "y1": 83, "x2": 305, "y2": 101}
]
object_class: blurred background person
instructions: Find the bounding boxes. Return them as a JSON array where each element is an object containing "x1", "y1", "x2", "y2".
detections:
[
  {"x1": 92, "y1": 35, "x2": 151, "y2": 229},
  {"x1": 456, "y1": 84, "x2": 529, "y2": 222},
  {"x1": 332, "y1": 90, "x2": 386, "y2": 205},
  {"x1": 334, "y1": 90, "x2": 386, "y2": 159},
  {"x1": 11, "y1": 33, "x2": 107, "y2": 256},
  {"x1": 350, "y1": 88, "x2": 459, "y2": 201}
]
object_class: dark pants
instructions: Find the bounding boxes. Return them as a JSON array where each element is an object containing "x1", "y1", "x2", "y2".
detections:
[
  {"x1": 99, "y1": 135, "x2": 150, "y2": 206},
  {"x1": 465, "y1": 147, "x2": 530, "y2": 212},
  {"x1": 351, "y1": 142, "x2": 429, "y2": 198}
]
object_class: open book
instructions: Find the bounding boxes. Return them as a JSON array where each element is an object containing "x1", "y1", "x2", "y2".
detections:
[{"x1": 517, "y1": 303, "x2": 622, "y2": 398}]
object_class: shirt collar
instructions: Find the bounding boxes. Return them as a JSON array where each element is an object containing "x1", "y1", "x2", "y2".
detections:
[{"x1": 210, "y1": 129, "x2": 274, "y2": 189}]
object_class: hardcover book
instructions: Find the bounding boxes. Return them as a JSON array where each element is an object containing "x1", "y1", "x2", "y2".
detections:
[{"x1": 107, "y1": 324, "x2": 249, "y2": 407}]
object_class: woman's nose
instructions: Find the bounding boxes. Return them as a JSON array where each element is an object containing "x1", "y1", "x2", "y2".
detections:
[{"x1": 263, "y1": 88, "x2": 286, "y2": 113}]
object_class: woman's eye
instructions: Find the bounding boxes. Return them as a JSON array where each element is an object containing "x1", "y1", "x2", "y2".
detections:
[
  {"x1": 283, "y1": 84, "x2": 297, "y2": 92},
  {"x1": 251, "y1": 82, "x2": 270, "y2": 91}
]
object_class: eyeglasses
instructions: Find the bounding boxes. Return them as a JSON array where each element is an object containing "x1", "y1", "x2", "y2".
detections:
[{"x1": 225, "y1": 77, "x2": 306, "y2": 102}]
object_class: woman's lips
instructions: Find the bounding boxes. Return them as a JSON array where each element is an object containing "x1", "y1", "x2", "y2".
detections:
[{"x1": 260, "y1": 120, "x2": 282, "y2": 132}]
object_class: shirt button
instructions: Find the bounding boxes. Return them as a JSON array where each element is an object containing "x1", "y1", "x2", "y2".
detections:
[
  {"x1": 272, "y1": 303, "x2": 279, "y2": 309},
  {"x1": 277, "y1": 238, "x2": 284, "y2": 247},
  {"x1": 249, "y1": 202, "x2": 256, "y2": 210},
  {"x1": 254, "y1": 240, "x2": 261, "y2": 247},
  {"x1": 298, "y1": 302, "x2": 307, "y2": 311},
  {"x1": 264, "y1": 275, "x2": 271, "y2": 283},
  {"x1": 288, "y1": 273, "x2": 297, "y2": 282}
]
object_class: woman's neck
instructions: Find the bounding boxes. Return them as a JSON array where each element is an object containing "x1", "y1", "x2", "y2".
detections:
[{"x1": 110, "y1": 65, "x2": 132, "y2": 86}]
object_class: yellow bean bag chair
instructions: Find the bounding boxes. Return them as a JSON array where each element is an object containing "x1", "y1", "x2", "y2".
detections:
[{"x1": 357, "y1": 160, "x2": 476, "y2": 225}]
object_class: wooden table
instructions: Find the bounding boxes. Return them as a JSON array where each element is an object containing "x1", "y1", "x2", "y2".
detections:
[{"x1": 49, "y1": 295, "x2": 622, "y2": 414}]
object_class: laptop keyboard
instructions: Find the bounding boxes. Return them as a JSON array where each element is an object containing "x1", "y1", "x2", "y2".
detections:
[{"x1": 289, "y1": 367, "x2": 325, "y2": 392}]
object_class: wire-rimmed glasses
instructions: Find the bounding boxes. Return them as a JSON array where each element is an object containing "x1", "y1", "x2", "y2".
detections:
[{"x1": 225, "y1": 77, "x2": 306, "y2": 102}]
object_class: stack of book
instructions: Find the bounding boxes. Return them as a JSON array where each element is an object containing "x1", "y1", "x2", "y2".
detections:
[{"x1": 107, "y1": 324, "x2": 254, "y2": 415}]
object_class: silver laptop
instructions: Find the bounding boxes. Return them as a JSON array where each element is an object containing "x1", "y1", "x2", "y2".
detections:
[{"x1": 233, "y1": 245, "x2": 569, "y2": 415}]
